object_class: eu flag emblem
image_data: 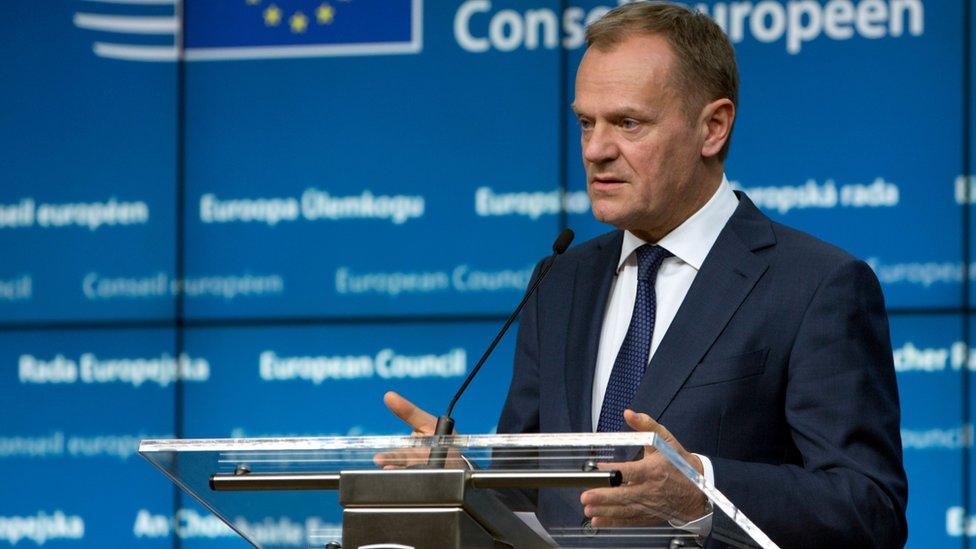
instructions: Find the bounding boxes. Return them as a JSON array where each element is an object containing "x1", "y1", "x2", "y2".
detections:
[
  {"x1": 185, "y1": 0, "x2": 421, "y2": 59},
  {"x1": 73, "y1": 0, "x2": 422, "y2": 62}
]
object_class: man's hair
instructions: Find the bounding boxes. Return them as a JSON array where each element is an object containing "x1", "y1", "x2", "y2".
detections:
[{"x1": 586, "y1": 2, "x2": 739, "y2": 160}]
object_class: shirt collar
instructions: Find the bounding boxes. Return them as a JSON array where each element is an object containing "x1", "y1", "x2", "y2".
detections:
[{"x1": 617, "y1": 174, "x2": 739, "y2": 273}]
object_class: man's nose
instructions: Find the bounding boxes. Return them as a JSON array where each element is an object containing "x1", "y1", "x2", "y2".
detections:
[{"x1": 582, "y1": 123, "x2": 619, "y2": 164}]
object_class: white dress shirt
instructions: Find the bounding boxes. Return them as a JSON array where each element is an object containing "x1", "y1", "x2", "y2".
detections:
[{"x1": 590, "y1": 175, "x2": 739, "y2": 532}]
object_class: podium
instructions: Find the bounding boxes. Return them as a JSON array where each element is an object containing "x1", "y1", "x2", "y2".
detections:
[{"x1": 140, "y1": 432, "x2": 779, "y2": 548}]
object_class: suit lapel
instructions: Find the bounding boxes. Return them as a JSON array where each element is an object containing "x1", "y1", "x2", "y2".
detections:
[
  {"x1": 564, "y1": 231, "x2": 622, "y2": 432},
  {"x1": 634, "y1": 195, "x2": 775, "y2": 421}
]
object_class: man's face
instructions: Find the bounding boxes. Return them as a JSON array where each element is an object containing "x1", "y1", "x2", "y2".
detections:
[{"x1": 573, "y1": 34, "x2": 706, "y2": 239}]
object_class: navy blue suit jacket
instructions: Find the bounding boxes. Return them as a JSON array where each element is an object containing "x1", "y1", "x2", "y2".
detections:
[{"x1": 497, "y1": 194, "x2": 908, "y2": 548}]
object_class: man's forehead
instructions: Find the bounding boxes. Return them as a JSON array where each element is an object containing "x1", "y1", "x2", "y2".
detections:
[
  {"x1": 573, "y1": 34, "x2": 678, "y2": 113},
  {"x1": 578, "y1": 36, "x2": 674, "y2": 80},
  {"x1": 581, "y1": 33, "x2": 677, "y2": 73}
]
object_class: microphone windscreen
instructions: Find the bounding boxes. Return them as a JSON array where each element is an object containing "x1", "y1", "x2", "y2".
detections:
[{"x1": 552, "y1": 228, "x2": 575, "y2": 254}]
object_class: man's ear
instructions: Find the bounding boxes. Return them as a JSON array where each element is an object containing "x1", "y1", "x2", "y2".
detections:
[{"x1": 700, "y1": 98, "x2": 735, "y2": 159}]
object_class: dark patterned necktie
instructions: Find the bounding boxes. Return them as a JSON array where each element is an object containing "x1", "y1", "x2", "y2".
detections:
[{"x1": 597, "y1": 244, "x2": 672, "y2": 432}]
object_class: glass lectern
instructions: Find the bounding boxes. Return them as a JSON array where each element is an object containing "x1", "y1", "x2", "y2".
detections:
[{"x1": 140, "y1": 432, "x2": 779, "y2": 548}]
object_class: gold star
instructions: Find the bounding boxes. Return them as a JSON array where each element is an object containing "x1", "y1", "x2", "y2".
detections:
[
  {"x1": 263, "y1": 4, "x2": 281, "y2": 26},
  {"x1": 316, "y1": 3, "x2": 335, "y2": 24},
  {"x1": 290, "y1": 10, "x2": 308, "y2": 33}
]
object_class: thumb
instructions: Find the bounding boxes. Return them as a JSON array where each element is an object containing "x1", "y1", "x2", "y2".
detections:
[
  {"x1": 623, "y1": 409, "x2": 675, "y2": 443},
  {"x1": 384, "y1": 391, "x2": 437, "y2": 434},
  {"x1": 624, "y1": 409, "x2": 703, "y2": 475}
]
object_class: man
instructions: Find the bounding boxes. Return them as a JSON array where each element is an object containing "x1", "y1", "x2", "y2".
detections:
[{"x1": 385, "y1": 2, "x2": 907, "y2": 547}]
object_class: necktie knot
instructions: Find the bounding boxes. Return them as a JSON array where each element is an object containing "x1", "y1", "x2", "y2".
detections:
[{"x1": 635, "y1": 245, "x2": 672, "y2": 281}]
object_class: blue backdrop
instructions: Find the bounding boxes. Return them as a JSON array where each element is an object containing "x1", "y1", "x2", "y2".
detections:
[{"x1": 0, "y1": 0, "x2": 968, "y2": 546}]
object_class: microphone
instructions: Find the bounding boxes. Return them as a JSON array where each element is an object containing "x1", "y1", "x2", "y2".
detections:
[{"x1": 427, "y1": 228, "x2": 574, "y2": 468}]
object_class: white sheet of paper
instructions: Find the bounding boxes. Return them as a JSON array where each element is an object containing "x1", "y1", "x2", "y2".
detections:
[{"x1": 515, "y1": 511, "x2": 558, "y2": 545}]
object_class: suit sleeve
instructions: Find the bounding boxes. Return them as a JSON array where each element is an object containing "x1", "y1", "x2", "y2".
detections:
[
  {"x1": 708, "y1": 258, "x2": 908, "y2": 548},
  {"x1": 497, "y1": 258, "x2": 544, "y2": 436}
]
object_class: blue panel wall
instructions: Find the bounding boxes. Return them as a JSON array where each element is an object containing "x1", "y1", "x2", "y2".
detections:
[
  {"x1": 0, "y1": 1, "x2": 177, "y2": 322},
  {"x1": 0, "y1": 1, "x2": 969, "y2": 547},
  {"x1": 892, "y1": 315, "x2": 966, "y2": 547},
  {"x1": 0, "y1": 328, "x2": 177, "y2": 546}
]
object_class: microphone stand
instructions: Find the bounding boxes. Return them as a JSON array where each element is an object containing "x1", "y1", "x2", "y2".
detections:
[{"x1": 427, "y1": 229, "x2": 574, "y2": 468}]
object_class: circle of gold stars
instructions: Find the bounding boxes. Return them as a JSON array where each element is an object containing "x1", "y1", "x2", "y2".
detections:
[{"x1": 248, "y1": 1, "x2": 336, "y2": 33}]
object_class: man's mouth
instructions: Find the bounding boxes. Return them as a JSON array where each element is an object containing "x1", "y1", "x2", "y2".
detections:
[{"x1": 590, "y1": 176, "x2": 626, "y2": 189}]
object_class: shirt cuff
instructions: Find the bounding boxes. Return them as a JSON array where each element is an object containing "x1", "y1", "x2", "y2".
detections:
[{"x1": 699, "y1": 453, "x2": 714, "y2": 487}]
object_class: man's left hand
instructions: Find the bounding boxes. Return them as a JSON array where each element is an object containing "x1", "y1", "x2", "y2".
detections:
[{"x1": 580, "y1": 409, "x2": 709, "y2": 527}]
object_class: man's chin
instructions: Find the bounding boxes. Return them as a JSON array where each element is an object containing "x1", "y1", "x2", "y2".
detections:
[{"x1": 590, "y1": 206, "x2": 628, "y2": 228}]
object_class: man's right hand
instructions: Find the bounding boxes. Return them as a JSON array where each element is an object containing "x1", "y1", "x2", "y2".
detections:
[{"x1": 383, "y1": 391, "x2": 438, "y2": 435}]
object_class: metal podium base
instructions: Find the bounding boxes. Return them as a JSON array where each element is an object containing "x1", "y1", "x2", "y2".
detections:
[
  {"x1": 343, "y1": 507, "x2": 503, "y2": 549},
  {"x1": 209, "y1": 459, "x2": 621, "y2": 548},
  {"x1": 339, "y1": 469, "x2": 550, "y2": 549}
]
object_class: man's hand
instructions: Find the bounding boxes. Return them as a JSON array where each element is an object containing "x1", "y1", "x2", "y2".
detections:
[
  {"x1": 383, "y1": 391, "x2": 438, "y2": 435},
  {"x1": 373, "y1": 391, "x2": 467, "y2": 469},
  {"x1": 580, "y1": 409, "x2": 709, "y2": 527}
]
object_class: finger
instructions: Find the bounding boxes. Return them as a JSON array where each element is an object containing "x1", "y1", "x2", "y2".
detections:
[
  {"x1": 623, "y1": 409, "x2": 672, "y2": 441},
  {"x1": 373, "y1": 450, "x2": 406, "y2": 467},
  {"x1": 580, "y1": 487, "x2": 613, "y2": 506},
  {"x1": 583, "y1": 503, "x2": 641, "y2": 520},
  {"x1": 580, "y1": 484, "x2": 640, "y2": 506},
  {"x1": 624, "y1": 410, "x2": 704, "y2": 475},
  {"x1": 586, "y1": 502, "x2": 677, "y2": 528},
  {"x1": 373, "y1": 447, "x2": 431, "y2": 466},
  {"x1": 589, "y1": 516, "x2": 640, "y2": 528},
  {"x1": 384, "y1": 391, "x2": 437, "y2": 433},
  {"x1": 590, "y1": 516, "x2": 668, "y2": 528},
  {"x1": 595, "y1": 459, "x2": 647, "y2": 483},
  {"x1": 373, "y1": 450, "x2": 407, "y2": 466}
]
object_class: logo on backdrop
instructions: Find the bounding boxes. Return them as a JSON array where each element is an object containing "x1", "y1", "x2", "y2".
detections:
[
  {"x1": 199, "y1": 189, "x2": 425, "y2": 226},
  {"x1": 133, "y1": 508, "x2": 338, "y2": 545},
  {"x1": 955, "y1": 175, "x2": 976, "y2": 204},
  {"x1": 73, "y1": 0, "x2": 423, "y2": 62},
  {"x1": 18, "y1": 353, "x2": 210, "y2": 387},
  {"x1": 892, "y1": 341, "x2": 976, "y2": 373},
  {"x1": 82, "y1": 272, "x2": 284, "y2": 301},
  {"x1": 335, "y1": 264, "x2": 532, "y2": 297},
  {"x1": 0, "y1": 511, "x2": 85, "y2": 545},
  {"x1": 455, "y1": 0, "x2": 925, "y2": 54},
  {"x1": 0, "y1": 197, "x2": 148, "y2": 231},
  {"x1": 73, "y1": 0, "x2": 922, "y2": 61},
  {"x1": 475, "y1": 187, "x2": 590, "y2": 219},
  {"x1": 947, "y1": 507, "x2": 976, "y2": 537},
  {"x1": 259, "y1": 347, "x2": 466, "y2": 383},
  {"x1": 901, "y1": 424, "x2": 971, "y2": 451},
  {"x1": 0, "y1": 432, "x2": 169, "y2": 460},
  {"x1": 865, "y1": 258, "x2": 976, "y2": 290},
  {"x1": 0, "y1": 275, "x2": 31, "y2": 302},
  {"x1": 229, "y1": 425, "x2": 382, "y2": 438},
  {"x1": 733, "y1": 177, "x2": 900, "y2": 215}
]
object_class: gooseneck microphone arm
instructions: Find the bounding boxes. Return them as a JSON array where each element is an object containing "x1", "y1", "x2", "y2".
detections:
[{"x1": 427, "y1": 228, "x2": 574, "y2": 468}]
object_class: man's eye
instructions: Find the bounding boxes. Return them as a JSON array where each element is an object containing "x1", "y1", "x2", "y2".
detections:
[
  {"x1": 577, "y1": 118, "x2": 593, "y2": 130},
  {"x1": 620, "y1": 119, "x2": 639, "y2": 130}
]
